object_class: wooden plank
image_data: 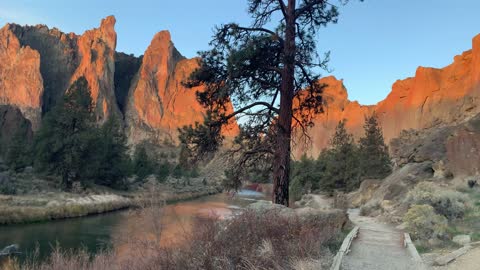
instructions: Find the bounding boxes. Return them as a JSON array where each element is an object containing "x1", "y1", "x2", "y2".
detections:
[
  {"x1": 434, "y1": 245, "x2": 472, "y2": 266},
  {"x1": 404, "y1": 233, "x2": 426, "y2": 270},
  {"x1": 330, "y1": 226, "x2": 359, "y2": 270}
]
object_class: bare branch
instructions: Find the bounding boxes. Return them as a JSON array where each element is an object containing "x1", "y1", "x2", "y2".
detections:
[
  {"x1": 223, "y1": 101, "x2": 280, "y2": 121},
  {"x1": 277, "y1": 0, "x2": 288, "y2": 18},
  {"x1": 234, "y1": 26, "x2": 281, "y2": 39}
]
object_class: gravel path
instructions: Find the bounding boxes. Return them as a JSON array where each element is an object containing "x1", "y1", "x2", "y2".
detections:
[{"x1": 341, "y1": 209, "x2": 417, "y2": 270}]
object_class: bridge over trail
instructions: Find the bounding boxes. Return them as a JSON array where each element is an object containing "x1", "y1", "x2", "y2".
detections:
[{"x1": 340, "y1": 209, "x2": 422, "y2": 270}]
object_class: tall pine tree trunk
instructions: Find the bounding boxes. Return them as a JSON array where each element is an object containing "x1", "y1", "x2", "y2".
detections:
[{"x1": 272, "y1": 0, "x2": 296, "y2": 206}]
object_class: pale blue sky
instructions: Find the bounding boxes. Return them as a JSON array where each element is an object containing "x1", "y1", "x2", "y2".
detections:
[{"x1": 1, "y1": 0, "x2": 480, "y2": 105}]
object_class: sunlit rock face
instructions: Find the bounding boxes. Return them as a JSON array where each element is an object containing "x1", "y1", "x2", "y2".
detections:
[
  {"x1": 2, "y1": 15, "x2": 120, "y2": 127},
  {"x1": 0, "y1": 16, "x2": 238, "y2": 147},
  {"x1": 0, "y1": 25, "x2": 43, "y2": 129},
  {"x1": 294, "y1": 34, "x2": 480, "y2": 158},
  {"x1": 69, "y1": 16, "x2": 120, "y2": 122},
  {"x1": 124, "y1": 31, "x2": 238, "y2": 145}
]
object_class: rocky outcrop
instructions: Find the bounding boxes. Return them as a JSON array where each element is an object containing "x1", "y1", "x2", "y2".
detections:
[
  {"x1": 0, "y1": 26, "x2": 43, "y2": 128},
  {"x1": 2, "y1": 16, "x2": 120, "y2": 127},
  {"x1": 125, "y1": 31, "x2": 238, "y2": 144},
  {"x1": 389, "y1": 112, "x2": 480, "y2": 178},
  {"x1": 445, "y1": 115, "x2": 480, "y2": 176},
  {"x1": 69, "y1": 16, "x2": 120, "y2": 122},
  {"x1": 295, "y1": 34, "x2": 480, "y2": 158},
  {"x1": 1, "y1": 16, "x2": 238, "y2": 148}
]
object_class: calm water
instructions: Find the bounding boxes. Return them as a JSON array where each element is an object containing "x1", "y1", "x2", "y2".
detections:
[{"x1": 0, "y1": 190, "x2": 266, "y2": 263}]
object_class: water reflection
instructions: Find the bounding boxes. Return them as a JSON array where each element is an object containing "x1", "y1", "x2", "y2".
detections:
[{"x1": 0, "y1": 190, "x2": 266, "y2": 263}]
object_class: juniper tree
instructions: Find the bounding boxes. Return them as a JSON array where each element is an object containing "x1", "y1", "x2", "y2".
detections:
[
  {"x1": 182, "y1": 0, "x2": 361, "y2": 206},
  {"x1": 358, "y1": 113, "x2": 391, "y2": 179}
]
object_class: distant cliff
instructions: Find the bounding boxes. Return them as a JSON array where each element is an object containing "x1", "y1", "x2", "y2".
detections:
[
  {"x1": 0, "y1": 16, "x2": 237, "y2": 147},
  {"x1": 294, "y1": 34, "x2": 480, "y2": 158},
  {"x1": 1, "y1": 16, "x2": 479, "y2": 154}
]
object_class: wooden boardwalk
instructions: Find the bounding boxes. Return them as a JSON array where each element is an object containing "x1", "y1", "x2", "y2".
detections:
[{"x1": 341, "y1": 209, "x2": 420, "y2": 270}]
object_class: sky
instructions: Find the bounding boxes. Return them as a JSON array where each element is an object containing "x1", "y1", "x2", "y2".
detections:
[{"x1": 1, "y1": 0, "x2": 480, "y2": 105}]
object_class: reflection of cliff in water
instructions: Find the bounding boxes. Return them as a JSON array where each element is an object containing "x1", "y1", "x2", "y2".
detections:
[{"x1": 0, "y1": 190, "x2": 267, "y2": 264}]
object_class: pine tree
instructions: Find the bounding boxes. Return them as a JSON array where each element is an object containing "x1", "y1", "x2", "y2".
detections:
[
  {"x1": 34, "y1": 77, "x2": 95, "y2": 189},
  {"x1": 6, "y1": 125, "x2": 32, "y2": 172},
  {"x1": 85, "y1": 117, "x2": 130, "y2": 187},
  {"x1": 182, "y1": 0, "x2": 362, "y2": 206},
  {"x1": 358, "y1": 113, "x2": 392, "y2": 179},
  {"x1": 323, "y1": 120, "x2": 360, "y2": 191}
]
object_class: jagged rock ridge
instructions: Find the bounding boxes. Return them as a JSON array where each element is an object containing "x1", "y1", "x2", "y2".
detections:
[
  {"x1": 4, "y1": 16, "x2": 120, "y2": 126},
  {"x1": 124, "y1": 30, "x2": 238, "y2": 144},
  {"x1": 294, "y1": 34, "x2": 480, "y2": 158},
  {"x1": 0, "y1": 16, "x2": 237, "y2": 147}
]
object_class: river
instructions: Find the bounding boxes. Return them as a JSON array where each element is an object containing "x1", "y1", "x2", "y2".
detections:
[{"x1": 0, "y1": 190, "x2": 267, "y2": 263}]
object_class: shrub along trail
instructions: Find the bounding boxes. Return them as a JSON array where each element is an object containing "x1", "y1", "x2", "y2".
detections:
[{"x1": 341, "y1": 209, "x2": 415, "y2": 270}]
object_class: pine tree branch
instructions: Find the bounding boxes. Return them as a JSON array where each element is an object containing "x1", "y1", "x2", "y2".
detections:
[
  {"x1": 277, "y1": 0, "x2": 288, "y2": 18},
  {"x1": 223, "y1": 101, "x2": 280, "y2": 121},
  {"x1": 234, "y1": 26, "x2": 278, "y2": 37}
]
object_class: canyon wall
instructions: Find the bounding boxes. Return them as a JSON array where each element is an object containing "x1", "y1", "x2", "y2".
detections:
[
  {"x1": 294, "y1": 34, "x2": 480, "y2": 158},
  {"x1": 5, "y1": 16, "x2": 120, "y2": 125},
  {"x1": 1, "y1": 16, "x2": 479, "y2": 154},
  {"x1": 0, "y1": 16, "x2": 237, "y2": 148}
]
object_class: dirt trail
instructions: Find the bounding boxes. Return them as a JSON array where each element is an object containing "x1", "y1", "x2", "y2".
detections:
[
  {"x1": 427, "y1": 246, "x2": 480, "y2": 270},
  {"x1": 341, "y1": 209, "x2": 417, "y2": 270}
]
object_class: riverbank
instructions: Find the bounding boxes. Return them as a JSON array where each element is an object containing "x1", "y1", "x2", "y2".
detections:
[
  {"x1": 4, "y1": 197, "x2": 350, "y2": 270},
  {"x1": 0, "y1": 185, "x2": 221, "y2": 225}
]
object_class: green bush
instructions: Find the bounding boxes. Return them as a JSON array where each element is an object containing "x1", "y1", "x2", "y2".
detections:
[
  {"x1": 406, "y1": 182, "x2": 470, "y2": 220},
  {"x1": 404, "y1": 204, "x2": 447, "y2": 240},
  {"x1": 156, "y1": 161, "x2": 171, "y2": 182}
]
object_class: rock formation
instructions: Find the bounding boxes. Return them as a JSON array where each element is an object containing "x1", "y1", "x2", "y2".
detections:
[
  {"x1": 0, "y1": 25, "x2": 43, "y2": 129},
  {"x1": 0, "y1": 16, "x2": 237, "y2": 148},
  {"x1": 2, "y1": 15, "x2": 479, "y2": 154},
  {"x1": 1, "y1": 16, "x2": 120, "y2": 128},
  {"x1": 294, "y1": 34, "x2": 480, "y2": 158},
  {"x1": 124, "y1": 31, "x2": 238, "y2": 144}
]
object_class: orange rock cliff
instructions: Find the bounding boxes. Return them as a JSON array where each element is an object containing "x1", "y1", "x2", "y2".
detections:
[
  {"x1": 123, "y1": 30, "x2": 238, "y2": 144},
  {"x1": 0, "y1": 16, "x2": 237, "y2": 145},
  {"x1": 293, "y1": 34, "x2": 480, "y2": 158},
  {"x1": 1, "y1": 16, "x2": 479, "y2": 151}
]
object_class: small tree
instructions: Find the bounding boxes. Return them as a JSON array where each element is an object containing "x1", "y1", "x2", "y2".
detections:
[
  {"x1": 358, "y1": 113, "x2": 391, "y2": 179},
  {"x1": 157, "y1": 161, "x2": 171, "y2": 182},
  {"x1": 34, "y1": 77, "x2": 95, "y2": 189},
  {"x1": 133, "y1": 145, "x2": 154, "y2": 180}
]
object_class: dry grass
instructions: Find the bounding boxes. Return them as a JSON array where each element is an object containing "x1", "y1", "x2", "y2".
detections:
[
  {"x1": 0, "y1": 200, "x2": 131, "y2": 225},
  {"x1": 0, "y1": 184, "x2": 219, "y2": 225},
  {"x1": 9, "y1": 205, "x2": 342, "y2": 270}
]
